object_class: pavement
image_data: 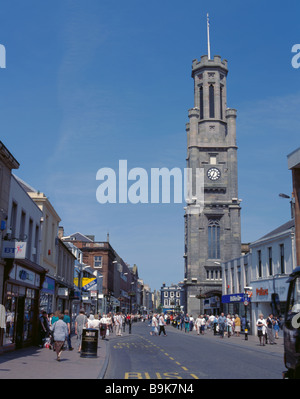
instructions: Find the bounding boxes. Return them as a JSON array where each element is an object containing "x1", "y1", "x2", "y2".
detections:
[
  {"x1": 0, "y1": 333, "x2": 111, "y2": 379},
  {"x1": 0, "y1": 323, "x2": 285, "y2": 379}
]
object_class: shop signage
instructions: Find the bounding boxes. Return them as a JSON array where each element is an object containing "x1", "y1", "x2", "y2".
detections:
[
  {"x1": 2, "y1": 241, "x2": 27, "y2": 259},
  {"x1": 42, "y1": 276, "x2": 55, "y2": 295},
  {"x1": 57, "y1": 288, "x2": 69, "y2": 297},
  {"x1": 14, "y1": 266, "x2": 40, "y2": 287},
  {"x1": 222, "y1": 293, "x2": 251, "y2": 304},
  {"x1": 256, "y1": 288, "x2": 268, "y2": 296}
]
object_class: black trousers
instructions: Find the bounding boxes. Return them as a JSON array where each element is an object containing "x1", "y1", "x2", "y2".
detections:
[{"x1": 159, "y1": 325, "x2": 166, "y2": 336}]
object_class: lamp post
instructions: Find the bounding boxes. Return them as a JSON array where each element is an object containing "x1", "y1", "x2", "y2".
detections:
[{"x1": 128, "y1": 291, "x2": 136, "y2": 334}]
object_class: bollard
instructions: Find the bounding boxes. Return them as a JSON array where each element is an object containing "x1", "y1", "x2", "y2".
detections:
[{"x1": 245, "y1": 327, "x2": 248, "y2": 340}]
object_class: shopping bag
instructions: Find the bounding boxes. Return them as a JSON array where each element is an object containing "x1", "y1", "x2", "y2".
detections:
[{"x1": 106, "y1": 328, "x2": 109, "y2": 337}]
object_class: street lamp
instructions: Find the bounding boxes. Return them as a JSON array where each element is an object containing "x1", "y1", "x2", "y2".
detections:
[{"x1": 279, "y1": 193, "x2": 295, "y2": 219}]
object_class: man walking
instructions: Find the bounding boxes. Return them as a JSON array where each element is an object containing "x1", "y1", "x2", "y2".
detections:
[
  {"x1": 158, "y1": 313, "x2": 167, "y2": 336},
  {"x1": 218, "y1": 313, "x2": 226, "y2": 338}
]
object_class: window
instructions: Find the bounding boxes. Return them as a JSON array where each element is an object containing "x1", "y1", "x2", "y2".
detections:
[
  {"x1": 176, "y1": 291, "x2": 180, "y2": 297},
  {"x1": 258, "y1": 250, "x2": 262, "y2": 278},
  {"x1": 210, "y1": 156, "x2": 217, "y2": 165},
  {"x1": 280, "y1": 244, "x2": 285, "y2": 274},
  {"x1": 199, "y1": 86, "x2": 204, "y2": 119},
  {"x1": 268, "y1": 247, "x2": 273, "y2": 276},
  {"x1": 208, "y1": 219, "x2": 220, "y2": 259},
  {"x1": 170, "y1": 291, "x2": 174, "y2": 298},
  {"x1": 94, "y1": 256, "x2": 102, "y2": 268},
  {"x1": 220, "y1": 85, "x2": 223, "y2": 119},
  {"x1": 164, "y1": 299, "x2": 168, "y2": 306},
  {"x1": 164, "y1": 291, "x2": 168, "y2": 297},
  {"x1": 209, "y1": 84, "x2": 215, "y2": 118},
  {"x1": 10, "y1": 201, "x2": 18, "y2": 238}
]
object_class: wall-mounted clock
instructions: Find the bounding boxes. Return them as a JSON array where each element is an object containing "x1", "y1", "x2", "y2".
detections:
[{"x1": 207, "y1": 167, "x2": 221, "y2": 181}]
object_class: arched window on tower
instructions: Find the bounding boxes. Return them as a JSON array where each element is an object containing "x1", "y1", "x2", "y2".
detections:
[
  {"x1": 220, "y1": 85, "x2": 223, "y2": 120},
  {"x1": 208, "y1": 219, "x2": 220, "y2": 259},
  {"x1": 209, "y1": 84, "x2": 215, "y2": 118},
  {"x1": 199, "y1": 86, "x2": 204, "y2": 119}
]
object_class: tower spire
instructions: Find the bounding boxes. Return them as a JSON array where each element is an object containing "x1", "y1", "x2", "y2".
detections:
[{"x1": 207, "y1": 13, "x2": 211, "y2": 60}]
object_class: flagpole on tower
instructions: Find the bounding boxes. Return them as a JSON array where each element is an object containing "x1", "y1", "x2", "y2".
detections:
[{"x1": 207, "y1": 13, "x2": 211, "y2": 60}]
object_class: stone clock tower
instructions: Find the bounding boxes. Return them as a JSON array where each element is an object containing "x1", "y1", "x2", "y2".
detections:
[{"x1": 184, "y1": 54, "x2": 241, "y2": 316}]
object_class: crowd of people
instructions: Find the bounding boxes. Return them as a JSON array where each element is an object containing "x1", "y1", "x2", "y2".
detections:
[
  {"x1": 38, "y1": 309, "x2": 137, "y2": 361},
  {"x1": 146, "y1": 312, "x2": 283, "y2": 344},
  {"x1": 38, "y1": 309, "x2": 283, "y2": 361}
]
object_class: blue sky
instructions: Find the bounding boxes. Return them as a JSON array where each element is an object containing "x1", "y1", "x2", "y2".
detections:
[{"x1": 1, "y1": 0, "x2": 300, "y2": 291}]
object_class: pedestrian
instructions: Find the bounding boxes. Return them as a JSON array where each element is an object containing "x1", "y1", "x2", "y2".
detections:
[
  {"x1": 158, "y1": 313, "x2": 167, "y2": 336},
  {"x1": 184, "y1": 314, "x2": 190, "y2": 333},
  {"x1": 38, "y1": 310, "x2": 50, "y2": 348},
  {"x1": 200, "y1": 315, "x2": 206, "y2": 335},
  {"x1": 99, "y1": 314, "x2": 108, "y2": 340},
  {"x1": 63, "y1": 310, "x2": 74, "y2": 351},
  {"x1": 107, "y1": 313, "x2": 113, "y2": 333},
  {"x1": 226, "y1": 314, "x2": 233, "y2": 338},
  {"x1": 51, "y1": 310, "x2": 60, "y2": 325},
  {"x1": 266, "y1": 314, "x2": 276, "y2": 345},
  {"x1": 115, "y1": 313, "x2": 122, "y2": 336},
  {"x1": 75, "y1": 308, "x2": 88, "y2": 352},
  {"x1": 213, "y1": 315, "x2": 218, "y2": 335},
  {"x1": 218, "y1": 313, "x2": 226, "y2": 338},
  {"x1": 189, "y1": 315, "x2": 194, "y2": 332},
  {"x1": 87, "y1": 314, "x2": 100, "y2": 329},
  {"x1": 195, "y1": 315, "x2": 202, "y2": 335},
  {"x1": 273, "y1": 316, "x2": 280, "y2": 339},
  {"x1": 234, "y1": 314, "x2": 241, "y2": 337},
  {"x1": 51, "y1": 313, "x2": 69, "y2": 361},
  {"x1": 256, "y1": 314, "x2": 267, "y2": 346},
  {"x1": 150, "y1": 314, "x2": 158, "y2": 336}
]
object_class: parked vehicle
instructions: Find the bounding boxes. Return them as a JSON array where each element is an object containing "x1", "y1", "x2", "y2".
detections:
[{"x1": 283, "y1": 266, "x2": 300, "y2": 378}]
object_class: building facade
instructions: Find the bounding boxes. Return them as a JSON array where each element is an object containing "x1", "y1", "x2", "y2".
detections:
[
  {"x1": 222, "y1": 220, "x2": 296, "y2": 335},
  {"x1": 184, "y1": 55, "x2": 241, "y2": 316},
  {"x1": 0, "y1": 141, "x2": 19, "y2": 305},
  {"x1": 1, "y1": 174, "x2": 46, "y2": 350},
  {"x1": 161, "y1": 283, "x2": 184, "y2": 314}
]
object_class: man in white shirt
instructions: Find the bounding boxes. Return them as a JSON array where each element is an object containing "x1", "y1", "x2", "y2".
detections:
[
  {"x1": 256, "y1": 314, "x2": 267, "y2": 346},
  {"x1": 158, "y1": 314, "x2": 167, "y2": 336}
]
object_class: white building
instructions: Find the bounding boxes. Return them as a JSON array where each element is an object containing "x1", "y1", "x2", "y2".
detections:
[
  {"x1": 250, "y1": 220, "x2": 296, "y2": 332},
  {"x1": 222, "y1": 220, "x2": 296, "y2": 335}
]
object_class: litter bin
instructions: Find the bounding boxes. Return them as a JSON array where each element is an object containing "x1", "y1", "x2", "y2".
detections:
[{"x1": 80, "y1": 329, "x2": 98, "y2": 358}]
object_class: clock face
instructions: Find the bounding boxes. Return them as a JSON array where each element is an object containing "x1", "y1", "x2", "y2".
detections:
[{"x1": 207, "y1": 167, "x2": 221, "y2": 181}]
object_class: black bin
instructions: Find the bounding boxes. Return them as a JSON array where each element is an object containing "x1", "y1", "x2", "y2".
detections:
[{"x1": 80, "y1": 329, "x2": 98, "y2": 358}]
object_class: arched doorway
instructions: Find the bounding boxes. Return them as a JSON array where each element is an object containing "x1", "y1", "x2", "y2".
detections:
[{"x1": 202, "y1": 291, "x2": 222, "y2": 315}]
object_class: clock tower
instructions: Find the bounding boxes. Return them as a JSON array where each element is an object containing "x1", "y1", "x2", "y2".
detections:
[{"x1": 184, "y1": 54, "x2": 242, "y2": 315}]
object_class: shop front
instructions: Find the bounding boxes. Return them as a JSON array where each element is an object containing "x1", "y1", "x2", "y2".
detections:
[
  {"x1": 1, "y1": 259, "x2": 46, "y2": 351},
  {"x1": 40, "y1": 276, "x2": 55, "y2": 314},
  {"x1": 251, "y1": 276, "x2": 288, "y2": 336},
  {"x1": 222, "y1": 293, "x2": 252, "y2": 333}
]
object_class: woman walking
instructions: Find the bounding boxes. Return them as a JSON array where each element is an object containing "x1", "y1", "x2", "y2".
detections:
[{"x1": 51, "y1": 313, "x2": 69, "y2": 361}]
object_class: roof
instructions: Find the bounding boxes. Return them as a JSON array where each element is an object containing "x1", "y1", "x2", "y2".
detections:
[
  {"x1": 62, "y1": 232, "x2": 94, "y2": 242},
  {"x1": 256, "y1": 219, "x2": 295, "y2": 241}
]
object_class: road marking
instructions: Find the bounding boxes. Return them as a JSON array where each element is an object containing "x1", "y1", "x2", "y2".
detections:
[
  {"x1": 190, "y1": 374, "x2": 199, "y2": 379},
  {"x1": 181, "y1": 366, "x2": 188, "y2": 371}
]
